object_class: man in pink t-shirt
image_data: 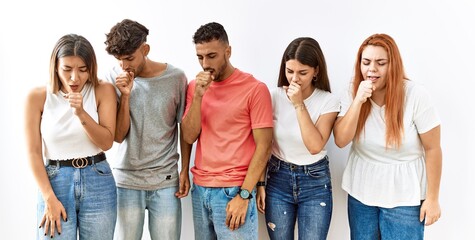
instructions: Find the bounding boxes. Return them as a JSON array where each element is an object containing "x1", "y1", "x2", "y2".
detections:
[{"x1": 182, "y1": 22, "x2": 273, "y2": 240}]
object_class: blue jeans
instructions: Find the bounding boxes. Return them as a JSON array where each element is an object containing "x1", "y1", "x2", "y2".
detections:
[
  {"x1": 191, "y1": 184, "x2": 258, "y2": 240},
  {"x1": 114, "y1": 186, "x2": 181, "y2": 240},
  {"x1": 265, "y1": 155, "x2": 333, "y2": 240},
  {"x1": 348, "y1": 195, "x2": 424, "y2": 240},
  {"x1": 37, "y1": 160, "x2": 117, "y2": 240}
]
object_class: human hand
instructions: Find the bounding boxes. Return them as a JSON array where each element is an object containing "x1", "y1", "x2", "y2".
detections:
[
  {"x1": 194, "y1": 71, "x2": 213, "y2": 98},
  {"x1": 175, "y1": 170, "x2": 190, "y2": 198},
  {"x1": 355, "y1": 80, "x2": 375, "y2": 104},
  {"x1": 256, "y1": 187, "x2": 266, "y2": 214},
  {"x1": 284, "y1": 80, "x2": 303, "y2": 107},
  {"x1": 225, "y1": 195, "x2": 249, "y2": 231},
  {"x1": 115, "y1": 71, "x2": 134, "y2": 96},
  {"x1": 40, "y1": 197, "x2": 67, "y2": 238},
  {"x1": 420, "y1": 198, "x2": 441, "y2": 226},
  {"x1": 65, "y1": 92, "x2": 84, "y2": 116}
]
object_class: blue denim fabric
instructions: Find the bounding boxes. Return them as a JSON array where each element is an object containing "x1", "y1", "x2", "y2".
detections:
[
  {"x1": 191, "y1": 184, "x2": 258, "y2": 240},
  {"x1": 37, "y1": 160, "x2": 117, "y2": 240},
  {"x1": 114, "y1": 186, "x2": 181, "y2": 240},
  {"x1": 264, "y1": 155, "x2": 333, "y2": 240},
  {"x1": 348, "y1": 194, "x2": 424, "y2": 240}
]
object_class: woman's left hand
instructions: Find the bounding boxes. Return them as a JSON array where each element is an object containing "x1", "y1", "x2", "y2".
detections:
[
  {"x1": 420, "y1": 198, "x2": 441, "y2": 226},
  {"x1": 256, "y1": 186, "x2": 266, "y2": 214}
]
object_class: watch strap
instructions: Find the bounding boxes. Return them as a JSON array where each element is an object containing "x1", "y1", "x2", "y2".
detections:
[{"x1": 256, "y1": 181, "x2": 266, "y2": 187}]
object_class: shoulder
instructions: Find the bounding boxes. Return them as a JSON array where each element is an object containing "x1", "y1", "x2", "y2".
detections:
[
  {"x1": 26, "y1": 86, "x2": 47, "y2": 110},
  {"x1": 316, "y1": 88, "x2": 338, "y2": 100},
  {"x1": 270, "y1": 87, "x2": 284, "y2": 97},
  {"x1": 404, "y1": 80, "x2": 432, "y2": 100},
  {"x1": 95, "y1": 80, "x2": 116, "y2": 97},
  {"x1": 164, "y1": 64, "x2": 188, "y2": 81},
  {"x1": 26, "y1": 86, "x2": 46, "y2": 102}
]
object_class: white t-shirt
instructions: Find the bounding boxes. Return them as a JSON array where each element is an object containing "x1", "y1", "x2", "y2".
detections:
[
  {"x1": 339, "y1": 80, "x2": 441, "y2": 208},
  {"x1": 271, "y1": 87, "x2": 340, "y2": 165}
]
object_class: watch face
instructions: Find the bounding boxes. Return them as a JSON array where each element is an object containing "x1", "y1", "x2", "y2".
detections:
[{"x1": 239, "y1": 189, "x2": 250, "y2": 199}]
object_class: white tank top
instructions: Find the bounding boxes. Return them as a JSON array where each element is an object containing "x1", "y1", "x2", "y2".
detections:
[{"x1": 41, "y1": 83, "x2": 102, "y2": 160}]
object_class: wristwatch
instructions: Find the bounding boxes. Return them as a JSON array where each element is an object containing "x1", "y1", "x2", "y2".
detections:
[{"x1": 238, "y1": 188, "x2": 252, "y2": 200}]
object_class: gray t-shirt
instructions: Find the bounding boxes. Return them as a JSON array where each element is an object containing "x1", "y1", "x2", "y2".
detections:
[{"x1": 105, "y1": 63, "x2": 188, "y2": 190}]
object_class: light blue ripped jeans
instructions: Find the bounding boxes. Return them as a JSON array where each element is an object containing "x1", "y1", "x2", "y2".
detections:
[
  {"x1": 265, "y1": 155, "x2": 333, "y2": 240},
  {"x1": 37, "y1": 160, "x2": 117, "y2": 240}
]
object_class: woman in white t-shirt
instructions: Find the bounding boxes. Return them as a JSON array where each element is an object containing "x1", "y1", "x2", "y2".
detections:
[
  {"x1": 334, "y1": 33, "x2": 442, "y2": 240},
  {"x1": 257, "y1": 37, "x2": 339, "y2": 240}
]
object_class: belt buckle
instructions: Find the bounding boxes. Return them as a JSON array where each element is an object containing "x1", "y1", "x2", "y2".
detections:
[{"x1": 71, "y1": 158, "x2": 88, "y2": 168}]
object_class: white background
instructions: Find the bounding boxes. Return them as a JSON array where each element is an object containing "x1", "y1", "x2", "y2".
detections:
[{"x1": 1, "y1": 0, "x2": 474, "y2": 239}]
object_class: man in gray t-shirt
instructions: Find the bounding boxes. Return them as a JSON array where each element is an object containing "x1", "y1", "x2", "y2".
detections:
[{"x1": 104, "y1": 19, "x2": 191, "y2": 240}]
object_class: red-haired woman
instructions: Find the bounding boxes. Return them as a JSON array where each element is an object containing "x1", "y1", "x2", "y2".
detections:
[{"x1": 334, "y1": 33, "x2": 442, "y2": 240}]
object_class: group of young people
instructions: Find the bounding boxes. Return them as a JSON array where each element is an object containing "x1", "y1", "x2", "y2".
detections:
[{"x1": 25, "y1": 19, "x2": 442, "y2": 240}]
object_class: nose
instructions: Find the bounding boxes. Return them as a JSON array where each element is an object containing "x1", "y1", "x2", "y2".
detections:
[
  {"x1": 368, "y1": 62, "x2": 377, "y2": 72},
  {"x1": 70, "y1": 69, "x2": 79, "y2": 82},
  {"x1": 201, "y1": 57, "x2": 210, "y2": 69},
  {"x1": 119, "y1": 60, "x2": 128, "y2": 71},
  {"x1": 291, "y1": 73, "x2": 299, "y2": 82}
]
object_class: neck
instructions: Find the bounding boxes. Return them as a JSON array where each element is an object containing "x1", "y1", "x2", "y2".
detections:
[
  {"x1": 371, "y1": 89, "x2": 386, "y2": 106},
  {"x1": 219, "y1": 64, "x2": 235, "y2": 81}
]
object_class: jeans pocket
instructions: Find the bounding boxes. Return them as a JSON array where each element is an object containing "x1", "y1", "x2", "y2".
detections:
[
  {"x1": 267, "y1": 158, "x2": 280, "y2": 173},
  {"x1": 222, "y1": 186, "x2": 240, "y2": 199},
  {"x1": 45, "y1": 165, "x2": 59, "y2": 179},
  {"x1": 93, "y1": 160, "x2": 113, "y2": 176},
  {"x1": 307, "y1": 164, "x2": 331, "y2": 179}
]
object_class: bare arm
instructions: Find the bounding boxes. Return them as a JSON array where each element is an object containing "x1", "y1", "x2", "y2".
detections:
[
  {"x1": 256, "y1": 170, "x2": 267, "y2": 214},
  {"x1": 334, "y1": 80, "x2": 374, "y2": 148},
  {"x1": 25, "y1": 87, "x2": 67, "y2": 237},
  {"x1": 181, "y1": 93, "x2": 203, "y2": 144},
  {"x1": 333, "y1": 103, "x2": 362, "y2": 148},
  {"x1": 181, "y1": 72, "x2": 213, "y2": 144},
  {"x1": 419, "y1": 125, "x2": 442, "y2": 226},
  {"x1": 114, "y1": 71, "x2": 134, "y2": 142},
  {"x1": 226, "y1": 127, "x2": 273, "y2": 230},
  {"x1": 115, "y1": 93, "x2": 130, "y2": 143},
  {"x1": 73, "y1": 82, "x2": 117, "y2": 150},
  {"x1": 297, "y1": 105, "x2": 338, "y2": 154},
  {"x1": 175, "y1": 124, "x2": 192, "y2": 198}
]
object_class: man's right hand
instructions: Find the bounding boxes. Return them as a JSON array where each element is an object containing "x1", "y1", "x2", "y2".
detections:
[
  {"x1": 194, "y1": 71, "x2": 213, "y2": 98},
  {"x1": 116, "y1": 71, "x2": 134, "y2": 96}
]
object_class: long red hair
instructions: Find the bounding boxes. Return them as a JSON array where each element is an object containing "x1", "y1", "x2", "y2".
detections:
[{"x1": 353, "y1": 33, "x2": 407, "y2": 148}]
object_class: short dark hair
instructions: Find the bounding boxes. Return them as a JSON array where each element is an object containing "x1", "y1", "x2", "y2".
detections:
[
  {"x1": 104, "y1": 19, "x2": 149, "y2": 56},
  {"x1": 49, "y1": 34, "x2": 98, "y2": 93},
  {"x1": 277, "y1": 37, "x2": 331, "y2": 92},
  {"x1": 193, "y1": 22, "x2": 228, "y2": 45}
]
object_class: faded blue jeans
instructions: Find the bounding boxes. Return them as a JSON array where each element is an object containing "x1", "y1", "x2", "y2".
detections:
[
  {"x1": 114, "y1": 186, "x2": 181, "y2": 240},
  {"x1": 348, "y1": 194, "x2": 424, "y2": 240},
  {"x1": 37, "y1": 160, "x2": 117, "y2": 240},
  {"x1": 265, "y1": 155, "x2": 333, "y2": 240},
  {"x1": 191, "y1": 184, "x2": 258, "y2": 240}
]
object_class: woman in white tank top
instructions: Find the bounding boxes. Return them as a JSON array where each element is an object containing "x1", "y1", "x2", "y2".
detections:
[{"x1": 25, "y1": 34, "x2": 118, "y2": 240}]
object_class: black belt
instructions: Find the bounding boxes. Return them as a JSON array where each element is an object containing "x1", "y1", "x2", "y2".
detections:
[{"x1": 47, "y1": 152, "x2": 106, "y2": 168}]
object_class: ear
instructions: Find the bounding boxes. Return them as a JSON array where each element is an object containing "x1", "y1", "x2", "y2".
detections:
[
  {"x1": 314, "y1": 66, "x2": 320, "y2": 76},
  {"x1": 225, "y1": 45, "x2": 232, "y2": 59},
  {"x1": 142, "y1": 43, "x2": 150, "y2": 56}
]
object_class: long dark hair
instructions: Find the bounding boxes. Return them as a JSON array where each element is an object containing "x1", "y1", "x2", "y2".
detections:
[{"x1": 277, "y1": 37, "x2": 331, "y2": 92}]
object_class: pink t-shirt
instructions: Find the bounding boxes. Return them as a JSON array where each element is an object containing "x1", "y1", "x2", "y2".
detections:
[{"x1": 184, "y1": 69, "x2": 273, "y2": 187}]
